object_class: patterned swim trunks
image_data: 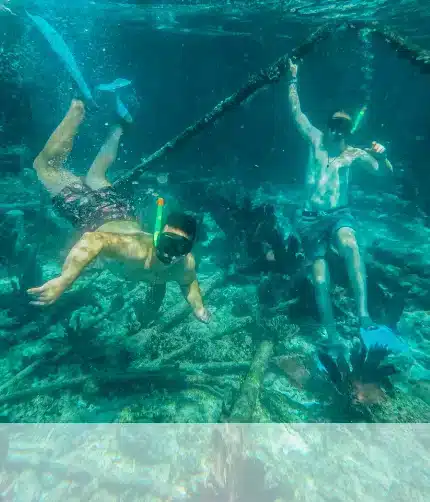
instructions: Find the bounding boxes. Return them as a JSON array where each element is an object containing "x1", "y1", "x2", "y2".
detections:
[{"x1": 52, "y1": 181, "x2": 135, "y2": 232}]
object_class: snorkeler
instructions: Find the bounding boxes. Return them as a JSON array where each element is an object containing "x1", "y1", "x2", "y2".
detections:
[
  {"x1": 287, "y1": 59, "x2": 393, "y2": 351},
  {"x1": 27, "y1": 99, "x2": 210, "y2": 323}
]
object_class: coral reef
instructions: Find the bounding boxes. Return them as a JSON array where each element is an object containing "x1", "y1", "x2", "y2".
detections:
[
  {"x1": 1, "y1": 16, "x2": 430, "y2": 424},
  {"x1": 0, "y1": 176, "x2": 429, "y2": 425}
]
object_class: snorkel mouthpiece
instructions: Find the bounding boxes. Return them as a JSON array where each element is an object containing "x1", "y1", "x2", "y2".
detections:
[{"x1": 156, "y1": 249, "x2": 174, "y2": 265}]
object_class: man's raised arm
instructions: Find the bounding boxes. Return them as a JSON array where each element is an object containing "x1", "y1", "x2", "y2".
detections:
[{"x1": 287, "y1": 59, "x2": 320, "y2": 142}]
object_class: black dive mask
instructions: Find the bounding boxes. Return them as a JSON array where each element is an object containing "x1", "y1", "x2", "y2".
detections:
[
  {"x1": 156, "y1": 232, "x2": 193, "y2": 264},
  {"x1": 328, "y1": 117, "x2": 352, "y2": 138}
]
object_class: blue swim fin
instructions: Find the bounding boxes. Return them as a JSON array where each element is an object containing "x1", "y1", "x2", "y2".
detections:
[
  {"x1": 360, "y1": 325, "x2": 409, "y2": 354},
  {"x1": 115, "y1": 95, "x2": 132, "y2": 124},
  {"x1": 97, "y1": 78, "x2": 133, "y2": 123},
  {"x1": 96, "y1": 78, "x2": 132, "y2": 92},
  {"x1": 26, "y1": 12, "x2": 95, "y2": 105}
]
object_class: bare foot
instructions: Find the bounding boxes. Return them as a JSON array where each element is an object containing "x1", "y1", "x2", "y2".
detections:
[
  {"x1": 27, "y1": 276, "x2": 68, "y2": 306},
  {"x1": 70, "y1": 99, "x2": 85, "y2": 119}
]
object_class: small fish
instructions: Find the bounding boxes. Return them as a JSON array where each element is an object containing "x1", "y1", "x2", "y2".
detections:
[{"x1": 352, "y1": 381, "x2": 387, "y2": 405}]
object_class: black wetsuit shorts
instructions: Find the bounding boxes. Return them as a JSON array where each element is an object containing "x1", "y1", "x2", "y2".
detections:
[{"x1": 52, "y1": 181, "x2": 135, "y2": 232}]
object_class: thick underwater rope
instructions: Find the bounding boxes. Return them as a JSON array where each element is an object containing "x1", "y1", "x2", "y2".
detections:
[
  {"x1": 113, "y1": 24, "x2": 336, "y2": 189},
  {"x1": 114, "y1": 21, "x2": 430, "y2": 191},
  {"x1": 349, "y1": 21, "x2": 430, "y2": 73}
]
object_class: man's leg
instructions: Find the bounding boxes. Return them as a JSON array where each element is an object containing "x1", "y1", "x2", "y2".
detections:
[
  {"x1": 311, "y1": 257, "x2": 337, "y2": 339},
  {"x1": 33, "y1": 100, "x2": 85, "y2": 195},
  {"x1": 85, "y1": 125, "x2": 123, "y2": 190},
  {"x1": 335, "y1": 227, "x2": 370, "y2": 324}
]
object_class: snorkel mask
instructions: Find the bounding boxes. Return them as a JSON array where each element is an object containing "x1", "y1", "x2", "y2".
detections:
[
  {"x1": 328, "y1": 112, "x2": 353, "y2": 140},
  {"x1": 156, "y1": 232, "x2": 193, "y2": 264},
  {"x1": 153, "y1": 197, "x2": 194, "y2": 265}
]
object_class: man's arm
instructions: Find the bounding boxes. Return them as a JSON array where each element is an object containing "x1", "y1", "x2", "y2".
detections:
[
  {"x1": 287, "y1": 59, "x2": 320, "y2": 142},
  {"x1": 181, "y1": 278, "x2": 204, "y2": 311},
  {"x1": 352, "y1": 142, "x2": 394, "y2": 176},
  {"x1": 28, "y1": 231, "x2": 106, "y2": 305},
  {"x1": 178, "y1": 255, "x2": 210, "y2": 323}
]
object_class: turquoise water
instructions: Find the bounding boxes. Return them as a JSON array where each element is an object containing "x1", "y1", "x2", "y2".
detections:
[{"x1": 0, "y1": 0, "x2": 429, "y2": 424}]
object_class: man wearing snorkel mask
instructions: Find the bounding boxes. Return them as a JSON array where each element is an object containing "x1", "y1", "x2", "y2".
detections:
[
  {"x1": 27, "y1": 100, "x2": 210, "y2": 324},
  {"x1": 287, "y1": 59, "x2": 393, "y2": 352}
]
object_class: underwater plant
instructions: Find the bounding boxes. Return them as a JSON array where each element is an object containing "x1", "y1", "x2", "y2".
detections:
[{"x1": 317, "y1": 339, "x2": 398, "y2": 409}]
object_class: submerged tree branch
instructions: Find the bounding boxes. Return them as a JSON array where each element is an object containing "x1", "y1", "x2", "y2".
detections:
[
  {"x1": 0, "y1": 361, "x2": 251, "y2": 407},
  {"x1": 228, "y1": 339, "x2": 274, "y2": 423}
]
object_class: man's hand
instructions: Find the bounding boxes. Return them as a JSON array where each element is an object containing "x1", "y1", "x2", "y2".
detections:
[
  {"x1": 366, "y1": 141, "x2": 386, "y2": 158},
  {"x1": 365, "y1": 141, "x2": 393, "y2": 173},
  {"x1": 27, "y1": 276, "x2": 68, "y2": 306},
  {"x1": 289, "y1": 59, "x2": 298, "y2": 78},
  {"x1": 194, "y1": 307, "x2": 211, "y2": 324}
]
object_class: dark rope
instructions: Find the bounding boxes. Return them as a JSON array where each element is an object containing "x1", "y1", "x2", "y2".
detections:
[
  {"x1": 113, "y1": 23, "x2": 338, "y2": 189},
  {"x1": 349, "y1": 21, "x2": 430, "y2": 72},
  {"x1": 114, "y1": 21, "x2": 430, "y2": 190}
]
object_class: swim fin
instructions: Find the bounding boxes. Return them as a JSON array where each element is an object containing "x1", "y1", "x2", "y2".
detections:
[
  {"x1": 26, "y1": 12, "x2": 95, "y2": 105},
  {"x1": 97, "y1": 78, "x2": 133, "y2": 124},
  {"x1": 96, "y1": 78, "x2": 132, "y2": 92},
  {"x1": 359, "y1": 325, "x2": 409, "y2": 354},
  {"x1": 115, "y1": 95, "x2": 132, "y2": 124}
]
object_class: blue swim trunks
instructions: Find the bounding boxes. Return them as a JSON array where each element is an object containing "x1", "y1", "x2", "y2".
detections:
[{"x1": 294, "y1": 206, "x2": 356, "y2": 261}]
